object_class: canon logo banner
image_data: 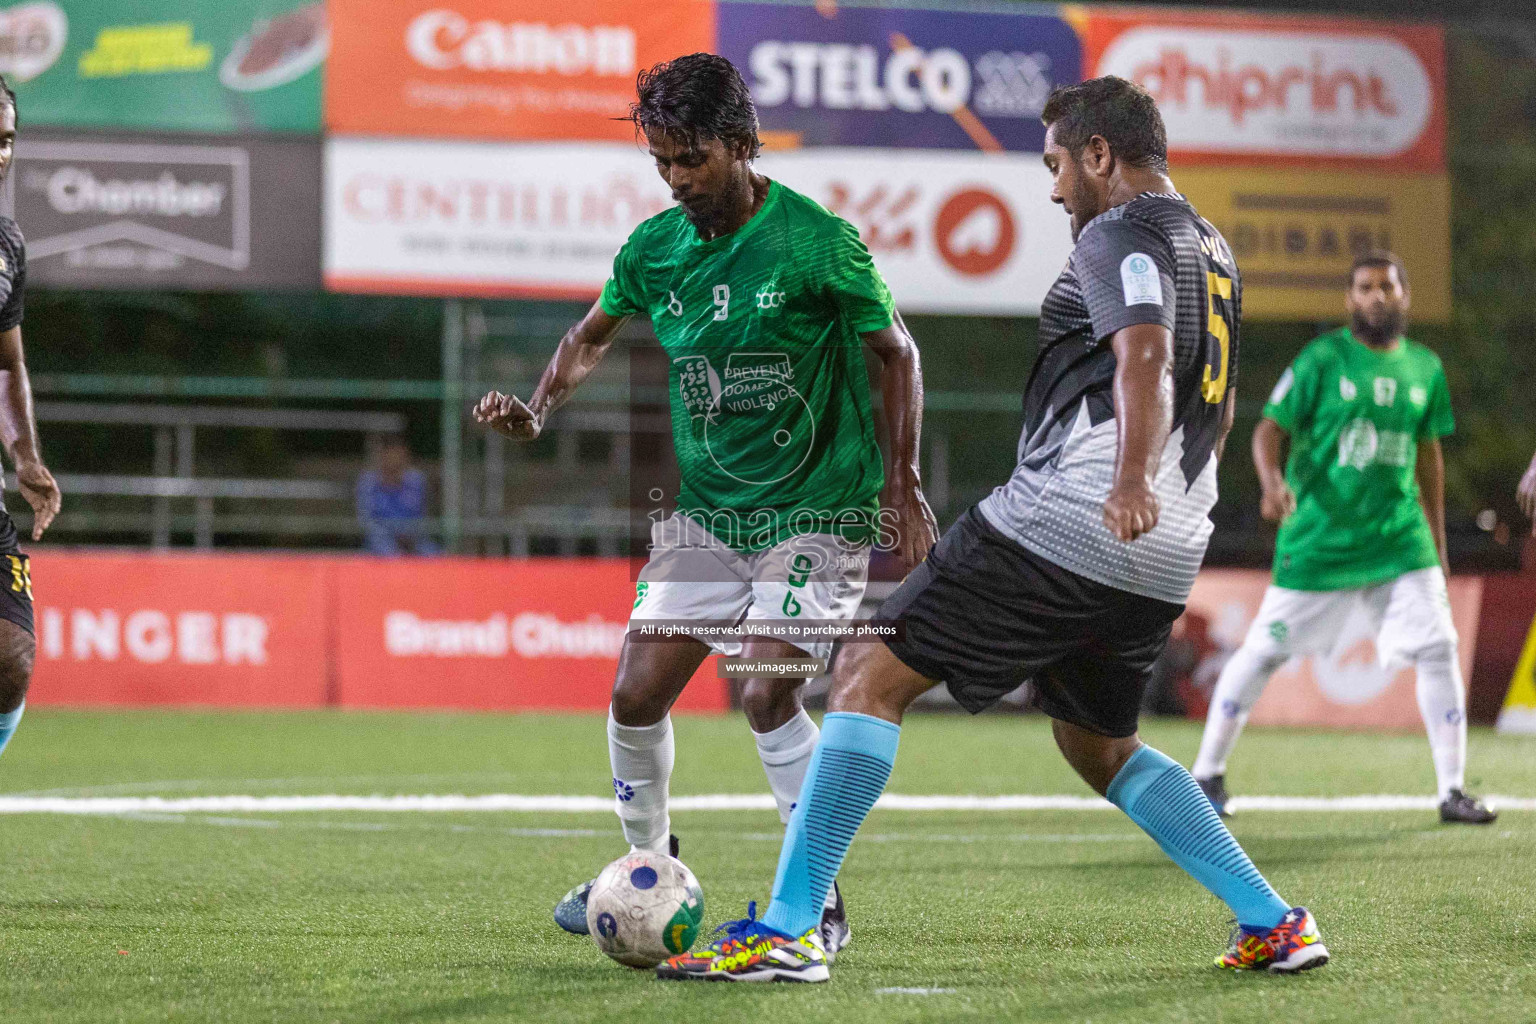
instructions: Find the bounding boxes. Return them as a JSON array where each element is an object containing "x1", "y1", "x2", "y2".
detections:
[
  {"x1": 1084, "y1": 13, "x2": 1445, "y2": 169},
  {"x1": 404, "y1": 11, "x2": 635, "y2": 76}
]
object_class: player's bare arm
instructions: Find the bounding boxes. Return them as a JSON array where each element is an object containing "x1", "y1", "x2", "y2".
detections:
[
  {"x1": 1103, "y1": 322, "x2": 1173, "y2": 542},
  {"x1": 1253, "y1": 417, "x2": 1296, "y2": 523},
  {"x1": 473, "y1": 303, "x2": 629, "y2": 441},
  {"x1": 1215, "y1": 387, "x2": 1238, "y2": 463},
  {"x1": 0, "y1": 325, "x2": 58, "y2": 540},
  {"x1": 862, "y1": 313, "x2": 938, "y2": 572},
  {"x1": 1518, "y1": 449, "x2": 1536, "y2": 532},
  {"x1": 1416, "y1": 437, "x2": 1449, "y2": 574}
]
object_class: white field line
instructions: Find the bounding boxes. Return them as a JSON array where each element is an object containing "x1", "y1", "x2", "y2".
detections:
[{"x1": 0, "y1": 793, "x2": 1532, "y2": 814}]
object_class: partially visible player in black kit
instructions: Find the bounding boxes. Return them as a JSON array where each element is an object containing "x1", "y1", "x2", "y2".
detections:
[
  {"x1": 663, "y1": 77, "x2": 1328, "y2": 982},
  {"x1": 0, "y1": 76, "x2": 63, "y2": 765}
]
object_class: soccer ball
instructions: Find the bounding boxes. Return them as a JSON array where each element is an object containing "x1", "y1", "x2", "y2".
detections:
[{"x1": 586, "y1": 850, "x2": 705, "y2": 968}]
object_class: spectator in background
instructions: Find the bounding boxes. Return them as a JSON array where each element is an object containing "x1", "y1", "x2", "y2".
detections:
[{"x1": 357, "y1": 436, "x2": 438, "y2": 556}]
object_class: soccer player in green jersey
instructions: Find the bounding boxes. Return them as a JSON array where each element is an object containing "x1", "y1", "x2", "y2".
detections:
[
  {"x1": 473, "y1": 54, "x2": 938, "y2": 953},
  {"x1": 1192, "y1": 252, "x2": 1495, "y2": 824}
]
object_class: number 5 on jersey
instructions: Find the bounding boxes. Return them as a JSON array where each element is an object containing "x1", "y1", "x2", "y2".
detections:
[{"x1": 1201, "y1": 270, "x2": 1234, "y2": 404}]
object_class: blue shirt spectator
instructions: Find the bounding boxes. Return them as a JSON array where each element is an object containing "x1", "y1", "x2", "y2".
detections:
[{"x1": 357, "y1": 438, "x2": 439, "y2": 555}]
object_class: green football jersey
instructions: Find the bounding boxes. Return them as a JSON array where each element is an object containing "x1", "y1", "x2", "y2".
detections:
[
  {"x1": 600, "y1": 180, "x2": 893, "y2": 551},
  {"x1": 1263, "y1": 327, "x2": 1453, "y2": 591}
]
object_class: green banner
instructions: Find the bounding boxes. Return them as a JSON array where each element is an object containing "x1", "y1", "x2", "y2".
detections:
[{"x1": 1, "y1": 1, "x2": 325, "y2": 133}]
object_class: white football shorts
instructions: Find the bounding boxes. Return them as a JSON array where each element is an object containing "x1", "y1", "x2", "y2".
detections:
[{"x1": 627, "y1": 513, "x2": 870, "y2": 659}]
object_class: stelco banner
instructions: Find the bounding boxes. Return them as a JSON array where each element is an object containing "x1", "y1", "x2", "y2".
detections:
[
  {"x1": 1, "y1": 0, "x2": 326, "y2": 134},
  {"x1": 717, "y1": 2, "x2": 1081, "y2": 152},
  {"x1": 324, "y1": 137, "x2": 1073, "y2": 313},
  {"x1": 16, "y1": 131, "x2": 323, "y2": 291},
  {"x1": 324, "y1": 0, "x2": 715, "y2": 141}
]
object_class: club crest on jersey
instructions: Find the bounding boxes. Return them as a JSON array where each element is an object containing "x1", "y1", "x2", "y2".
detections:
[
  {"x1": 1410, "y1": 385, "x2": 1428, "y2": 407},
  {"x1": 1339, "y1": 377, "x2": 1358, "y2": 401},
  {"x1": 1120, "y1": 253, "x2": 1163, "y2": 306}
]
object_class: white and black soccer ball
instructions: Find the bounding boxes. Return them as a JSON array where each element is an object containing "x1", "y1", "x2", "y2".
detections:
[{"x1": 586, "y1": 851, "x2": 705, "y2": 968}]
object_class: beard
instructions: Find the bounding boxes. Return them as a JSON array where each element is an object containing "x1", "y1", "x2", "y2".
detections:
[
  {"x1": 1350, "y1": 306, "x2": 1407, "y2": 346},
  {"x1": 1067, "y1": 179, "x2": 1101, "y2": 242},
  {"x1": 678, "y1": 172, "x2": 753, "y2": 237}
]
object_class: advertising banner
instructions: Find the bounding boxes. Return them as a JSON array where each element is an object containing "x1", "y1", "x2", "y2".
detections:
[
  {"x1": 325, "y1": 137, "x2": 1072, "y2": 313},
  {"x1": 757, "y1": 148, "x2": 1071, "y2": 314},
  {"x1": 330, "y1": 557, "x2": 726, "y2": 712},
  {"x1": 1, "y1": 1, "x2": 326, "y2": 134},
  {"x1": 15, "y1": 131, "x2": 323, "y2": 291},
  {"x1": 1176, "y1": 569, "x2": 1481, "y2": 731},
  {"x1": 323, "y1": 138, "x2": 672, "y2": 299},
  {"x1": 29, "y1": 551, "x2": 330, "y2": 706},
  {"x1": 324, "y1": 0, "x2": 714, "y2": 142},
  {"x1": 718, "y1": 2, "x2": 1081, "y2": 152},
  {"x1": 1174, "y1": 167, "x2": 1451, "y2": 323},
  {"x1": 1076, "y1": 7, "x2": 1446, "y2": 171}
]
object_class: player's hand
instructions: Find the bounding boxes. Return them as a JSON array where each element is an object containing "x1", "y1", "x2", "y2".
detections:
[
  {"x1": 473, "y1": 391, "x2": 542, "y2": 440},
  {"x1": 1260, "y1": 482, "x2": 1297, "y2": 523},
  {"x1": 1102, "y1": 480, "x2": 1159, "y2": 542},
  {"x1": 1518, "y1": 457, "x2": 1536, "y2": 533},
  {"x1": 16, "y1": 458, "x2": 60, "y2": 540},
  {"x1": 888, "y1": 483, "x2": 939, "y2": 575}
]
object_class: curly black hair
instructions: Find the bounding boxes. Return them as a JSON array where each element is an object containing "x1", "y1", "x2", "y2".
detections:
[
  {"x1": 1042, "y1": 76, "x2": 1166, "y2": 173},
  {"x1": 626, "y1": 53, "x2": 760, "y2": 158}
]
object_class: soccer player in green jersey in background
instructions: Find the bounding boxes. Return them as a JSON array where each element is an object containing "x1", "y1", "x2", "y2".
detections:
[
  {"x1": 474, "y1": 53, "x2": 939, "y2": 954},
  {"x1": 1192, "y1": 251, "x2": 1495, "y2": 824}
]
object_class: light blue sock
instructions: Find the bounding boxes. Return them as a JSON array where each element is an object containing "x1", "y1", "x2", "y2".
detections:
[
  {"x1": 761, "y1": 712, "x2": 900, "y2": 937},
  {"x1": 0, "y1": 702, "x2": 23, "y2": 758},
  {"x1": 1107, "y1": 744, "x2": 1290, "y2": 931}
]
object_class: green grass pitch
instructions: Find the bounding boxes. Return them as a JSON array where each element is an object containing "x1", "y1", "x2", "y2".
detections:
[{"x1": 0, "y1": 709, "x2": 1532, "y2": 1023}]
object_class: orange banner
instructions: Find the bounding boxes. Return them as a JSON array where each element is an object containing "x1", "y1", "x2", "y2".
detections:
[
  {"x1": 330, "y1": 557, "x2": 725, "y2": 712},
  {"x1": 31, "y1": 551, "x2": 330, "y2": 707},
  {"x1": 324, "y1": 0, "x2": 716, "y2": 141},
  {"x1": 1072, "y1": 6, "x2": 1446, "y2": 172},
  {"x1": 1175, "y1": 569, "x2": 1481, "y2": 730}
]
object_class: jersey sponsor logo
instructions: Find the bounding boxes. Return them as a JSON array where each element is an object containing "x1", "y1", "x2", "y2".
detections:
[
  {"x1": 674, "y1": 355, "x2": 722, "y2": 422},
  {"x1": 1337, "y1": 419, "x2": 1411, "y2": 470},
  {"x1": 1120, "y1": 252, "x2": 1163, "y2": 306},
  {"x1": 755, "y1": 283, "x2": 786, "y2": 313},
  {"x1": 405, "y1": 11, "x2": 635, "y2": 76},
  {"x1": 1373, "y1": 377, "x2": 1397, "y2": 406},
  {"x1": 1409, "y1": 385, "x2": 1428, "y2": 407},
  {"x1": 1339, "y1": 377, "x2": 1358, "y2": 401},
  {"x1": 1269, "y1": 367, "x2": 1295, "y2": 406}
]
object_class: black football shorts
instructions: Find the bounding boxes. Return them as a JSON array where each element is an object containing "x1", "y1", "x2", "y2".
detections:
[{"x1": 873, "y1": 506, "x2": 1183, "y2": 738}]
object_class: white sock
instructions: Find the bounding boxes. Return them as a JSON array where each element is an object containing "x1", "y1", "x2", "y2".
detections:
[
  {"x1": 1192, "y1": 644, "x2": 1285, "y2": 779},
  {"x1": 753, "y1": 708, "x2": 820, "y2": 825},
  {"x1": 753, "y1": 709, "x2": 837, "y2": 910},
  {"x1": 608, "y1": 710, "x2": 673, "y2": 855},
  {"x1": 1414, "y1": 643, "x2": 1467, "y2": 801}
]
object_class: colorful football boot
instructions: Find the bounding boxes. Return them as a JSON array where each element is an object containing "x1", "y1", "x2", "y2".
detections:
[
  {"x1": 1216, "y1": 906, "x2": 1330, "y2": 973},
  {"x1": 656, "y1": 902, "x2": 829, "y2": 983}
]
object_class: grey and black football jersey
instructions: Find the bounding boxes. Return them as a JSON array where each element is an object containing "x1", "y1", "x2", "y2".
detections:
[
  {"x1": 978, "y1": 192, "x2": 1240, "y2": 604},
  {"x1": 0, "y1": 217, "x2": 24, "y2": 332}
]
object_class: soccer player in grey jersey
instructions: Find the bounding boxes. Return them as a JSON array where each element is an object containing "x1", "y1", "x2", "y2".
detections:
[{"x1": 661, "y1": 77, "x2": 1327, "y2": 982}]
